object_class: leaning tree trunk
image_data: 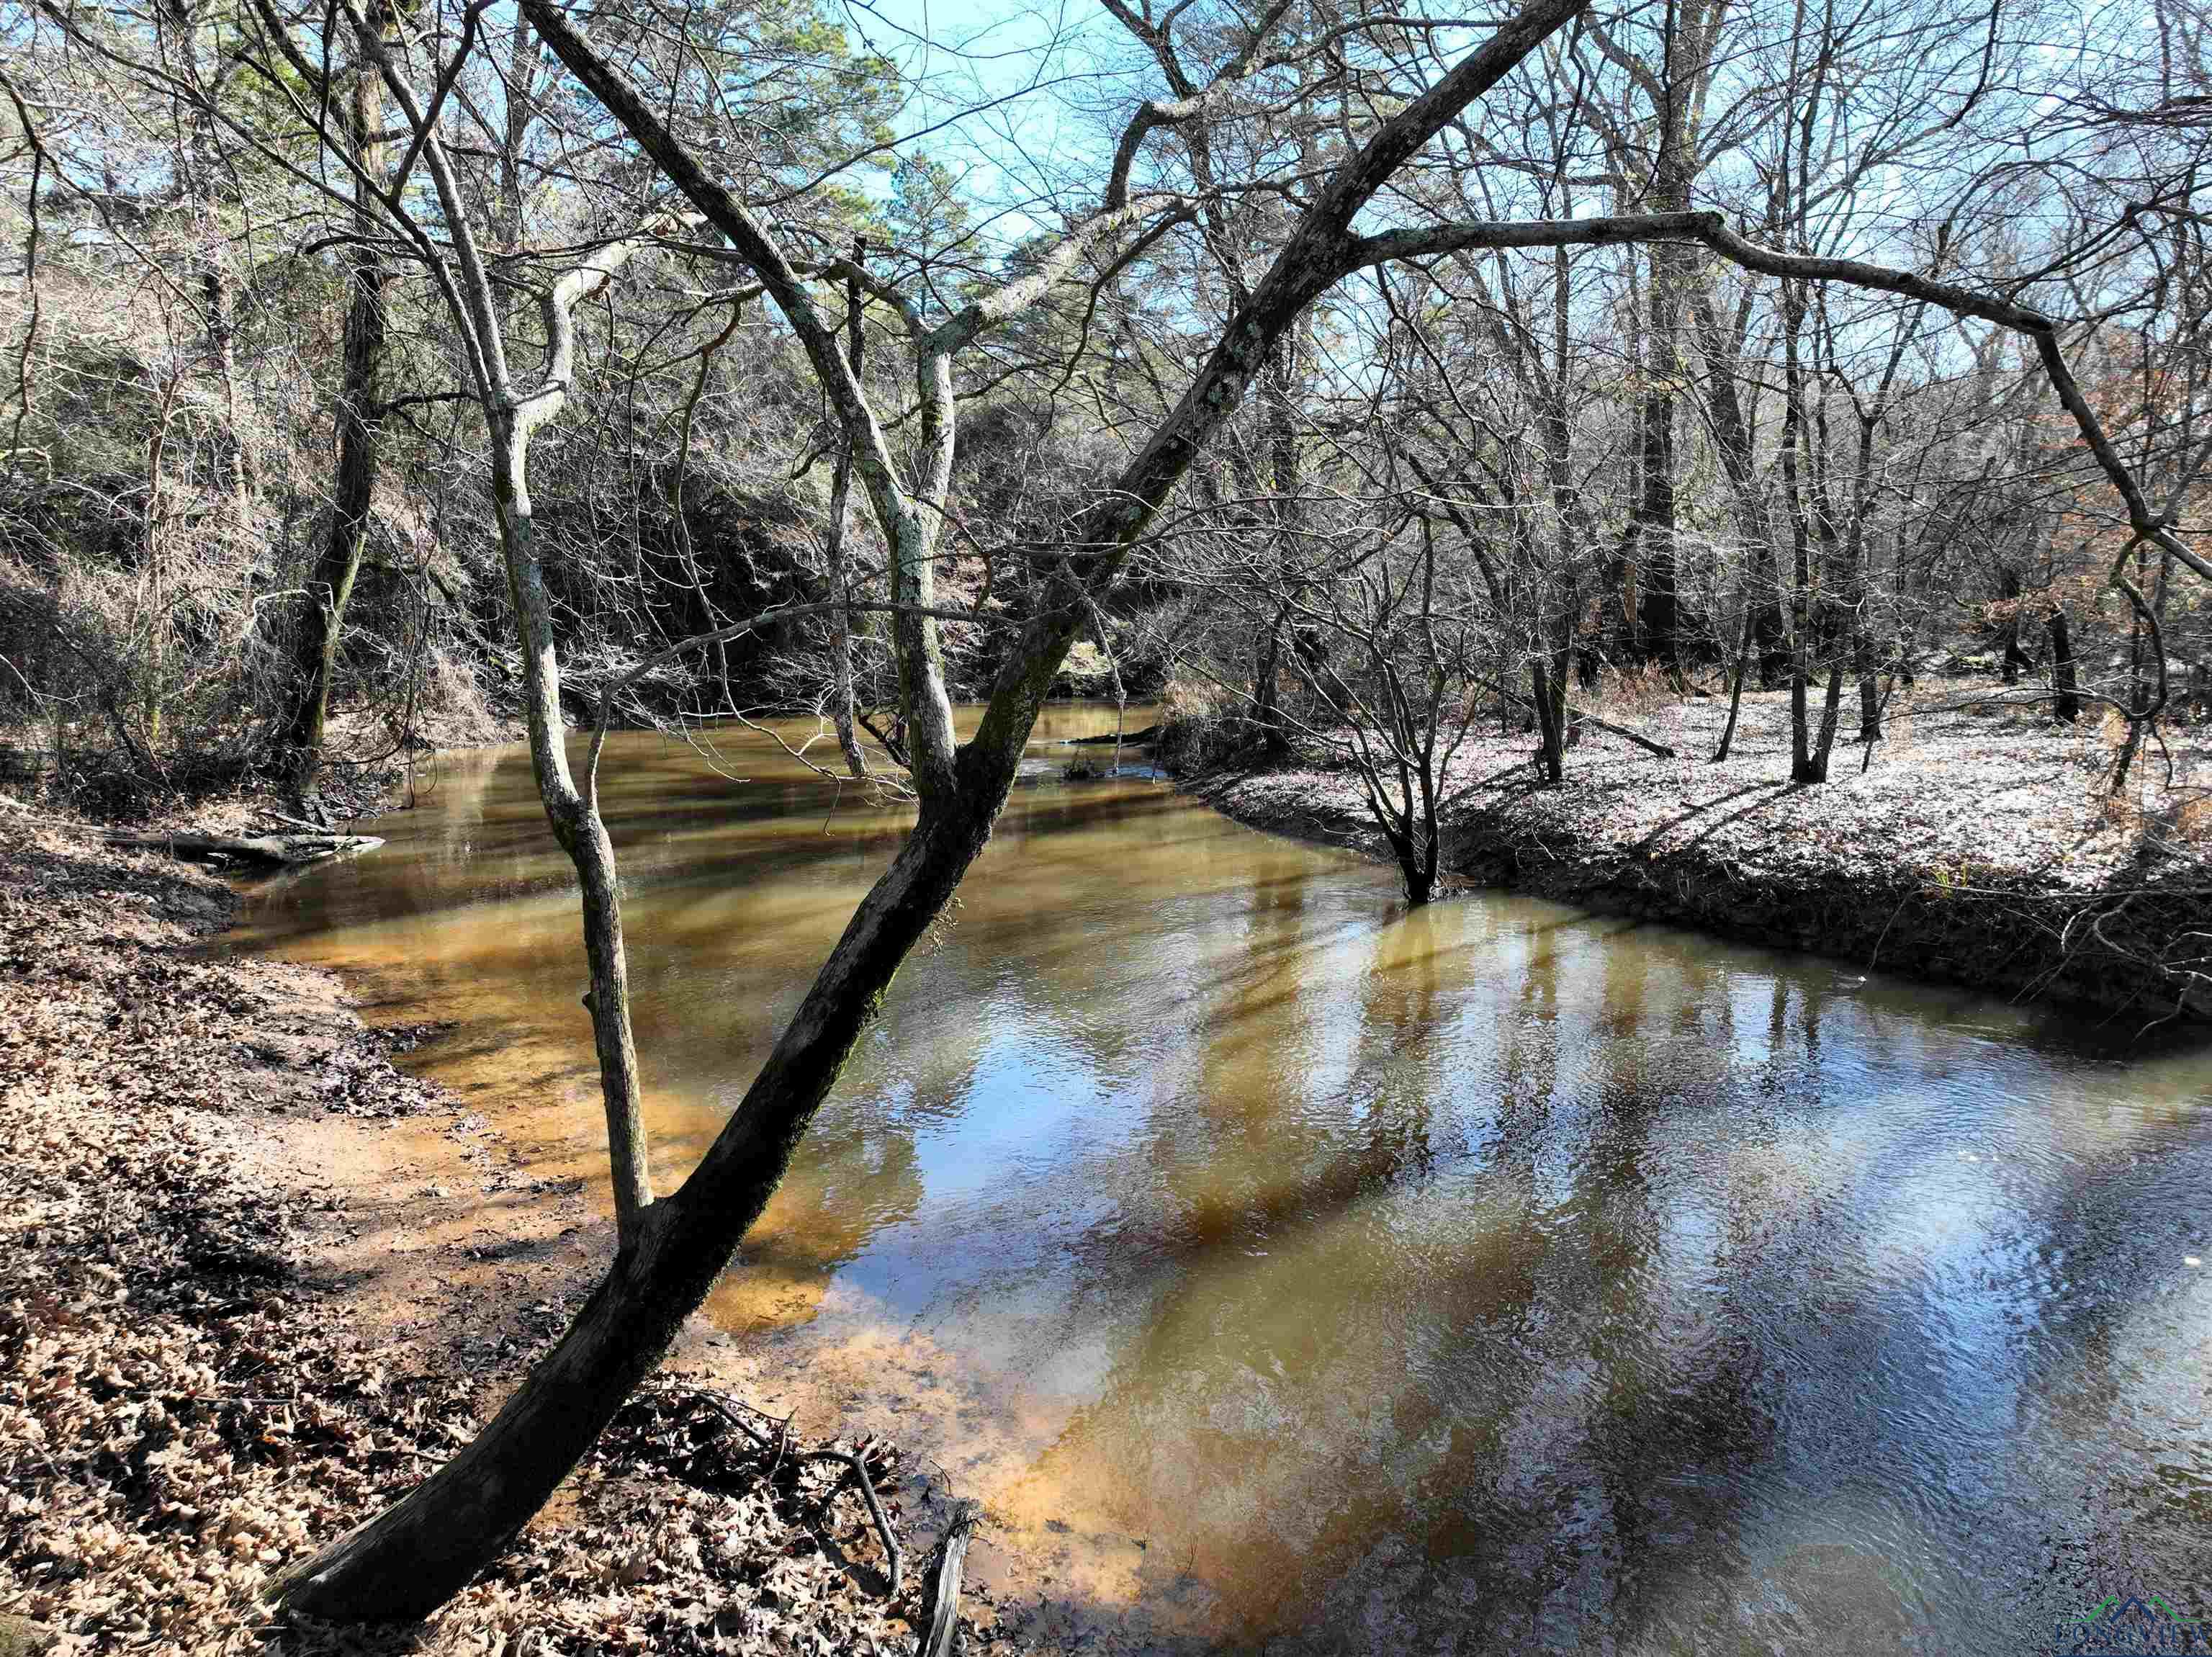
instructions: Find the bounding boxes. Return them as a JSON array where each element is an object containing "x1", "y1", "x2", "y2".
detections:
[
  {"x1": 1712, "y1": 597, "x2": 1753, "y2": 763},
  {"x1": 275, "y1": 0, "x2": 1591, "y2": 1617},
  {"x1": 276, "y1": 800, "x2": 992, "y2": 1617}
]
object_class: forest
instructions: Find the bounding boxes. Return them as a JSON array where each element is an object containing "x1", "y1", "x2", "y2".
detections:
[{"x1": 6, "y1": 0, "x2": 2212, "y2": 1645}]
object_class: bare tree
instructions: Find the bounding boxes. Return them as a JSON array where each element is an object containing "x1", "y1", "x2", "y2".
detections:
[
  {"x1": 273, "y1": 0, "x2": 1595, "y2": 1615},
  {"x1": 273, "y1": 9, "x2": 392, "y2": 788}
]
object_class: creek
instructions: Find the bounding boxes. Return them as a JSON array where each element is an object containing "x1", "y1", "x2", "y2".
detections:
[{"x1": 228, "y1": 704, "x2": 2212, "y2": 1653}]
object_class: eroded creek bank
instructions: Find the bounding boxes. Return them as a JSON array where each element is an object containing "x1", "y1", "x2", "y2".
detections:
[
  {"x1": 206, "y1": 702, "x2": 2212, "y2": 1656},
  {"x1": 1177, "y1": 688, "x2": 2212, "y2": 1026}
]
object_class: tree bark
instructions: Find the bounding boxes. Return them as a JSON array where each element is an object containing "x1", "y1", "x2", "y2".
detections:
[
  {"x1": 1255, "y1": 329, "x2": 1305, "y2": 758},
  {"x1": 2000, "y1": 566, "x2": 2031, "y2": 683},
  {"x1": 2048, "y1": 603, "x2": 2080, "y2": 723},
  {"x1": 1780, "y1": 278, "x2": 1822, "y2": 783},
  {"x1": 1532, "y1": 655, "x2": 1564, "y2": 783},
  {"x1": 1712, "y1": 598, "x2": 1752, "y2": 763},
  {"x1": 276, "y1": 0, "x2": 1591, "y2": 1616},
  {"x1": 1693, "y1": 287, "x2": 1787, "y2": 688},
  {"x1": 826, "y1": 248, "x2": 868, "y2": 780},
  {"x1": 281, "y1": 53, "x2": 389, "y2": 774}
]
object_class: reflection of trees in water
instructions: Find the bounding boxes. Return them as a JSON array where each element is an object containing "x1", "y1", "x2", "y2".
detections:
[
  {"x1": 1942, "y1": 1091, "x2": 2212, "y2": 1635},
  {"x1": 1004, "y1": 902, "x2": 1796, "y2": 1649},
  {"x1": 709, "y1": 1089, "x2": 930, "y2": 1332},
  {"x1": 252, "y1": 734, "x2": 2212, "y2": 1651}
]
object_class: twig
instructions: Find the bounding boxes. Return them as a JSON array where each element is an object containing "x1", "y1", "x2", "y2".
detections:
[
  {"x1": 677, "y1": 1386, "x2": 776, "y2": 1450},
  {"x1": 799, "y1": 1447, "x2": 902, "y2": 1597},
  {"x1": 673, "y1": 1387, "x2": 901, "y2": 1595},
  {"x1": 1869, "y1": 892, "x2": 1912, "y2": 969}
]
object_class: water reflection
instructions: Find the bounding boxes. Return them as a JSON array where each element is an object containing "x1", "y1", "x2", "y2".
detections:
[{"x1": 229, "y1": 709, "x2": 2212, "y2": 1653}]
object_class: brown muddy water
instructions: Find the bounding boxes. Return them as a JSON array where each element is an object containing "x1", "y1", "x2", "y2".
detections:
[{"x1": 228, "y1": 706, "x2": 2212, "y2": 1654}]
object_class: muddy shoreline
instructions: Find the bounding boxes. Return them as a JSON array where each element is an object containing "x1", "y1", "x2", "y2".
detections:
[
  {"x1": 11, "y1": 683, "x2": 2206, "y2": 1648},
  {"x1": 0, "y1": 817, "x2": 1019, "y2": 1655},
  {"x1": 1172, "y1": 688, "x2": 2212, "y2": 1030}
]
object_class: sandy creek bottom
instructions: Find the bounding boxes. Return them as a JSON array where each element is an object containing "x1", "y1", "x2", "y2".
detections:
[{"x1": 227, "y1": 705, "x2": 2212, "y2": 1654}]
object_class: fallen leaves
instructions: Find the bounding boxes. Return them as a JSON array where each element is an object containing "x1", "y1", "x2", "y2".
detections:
[
  {"x1": 1195, "y1": 686, "x2": 2212, "y2": 1017},
  {"x1": 0, "y1": 826, "x2": 1017, "y2": 1655}
]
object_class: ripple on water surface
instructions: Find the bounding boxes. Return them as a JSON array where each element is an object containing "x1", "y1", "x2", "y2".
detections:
[{"x1": 228, "y1": 710, "x2": 2212, "y2": 1655}]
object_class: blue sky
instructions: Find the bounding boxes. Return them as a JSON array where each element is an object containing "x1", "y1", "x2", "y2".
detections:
[{"x1": 831, "y1": 0, "x2": 1130, "y2": 235}]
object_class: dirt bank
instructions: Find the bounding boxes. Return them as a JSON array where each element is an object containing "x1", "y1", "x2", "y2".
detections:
[
  {"x1": 0, "y1": 818, "x2": 1020, "y2": 1654},
  {"x1": 1177, "y1": 686, "x2": 2212, "y2": 1028}
]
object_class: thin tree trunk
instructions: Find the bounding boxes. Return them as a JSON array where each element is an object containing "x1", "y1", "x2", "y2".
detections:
[
  {"x1": 2000, "y1": 566, "x2": 2030, "y2": 683},
  {"x1": 1626, "y1": 32, "x2": 1694, "y2": 671},
  {"x1": 2048, "y1": 604, "x2": 2080, "y2": 723},
  {"x1": 1712, "y1": 598, "x2": 1752, "y2": 762},
  {"x1": 1256, "y1": 330, "x2": 1303, "y2": 758},
  {"x1": 1532, "y1": 655, "x2": 1563, "y2": 783},
  {"x1": 1634, "y1": 280, "x2": 1681, "y2": 668},
  {"x1": 282, "y1": 55, "x2": 389, "y2": 775},
  {"x1": 1844, "y1": 398, "x2": 1881, "y2": 745},
  {"x1": 1780, "y1": 279, "x2": 1820, "y2": 783},
  {"x1": 827, "y1": 246, "x2": 868, "y2": 779},
  {"x1": 490, "y1": 416, "x2": 653, "y2": 1244},
  {"x1": 1693, "y1": 286, "x2": 1787, "y2": 689}
]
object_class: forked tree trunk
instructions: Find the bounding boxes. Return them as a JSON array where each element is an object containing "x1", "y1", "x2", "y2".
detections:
[
  {"x1": 243, "y1": 0, "x2": 2208, "y2": 1617},
  {"x1": 276, "y1": 0, "x2": 1591, "y2": 1617},
  {"x1": 328, "y1": 2, "x2": 659, "y2": 1245},
  {"x1": 1810, "y1": 651, "x2": 1845, "y2": 781},
  {"x1": 1531, "y1": 655, "x2": 1564, "y2": 783}
]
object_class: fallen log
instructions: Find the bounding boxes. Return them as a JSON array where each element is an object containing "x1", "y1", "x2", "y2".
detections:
[
  {"x1": 917, "y1": 1504, "x2": 978, "y2": 1657},
  {"x1": 1060, "y1": 722, "x2": 1161, "y2": 747},
  {"x1": 1470, "y1": 673, "x2": 1678, "y2": 758},
  {"x1": 101, "y1": 830, "x2": 385, "y2": 867}
]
